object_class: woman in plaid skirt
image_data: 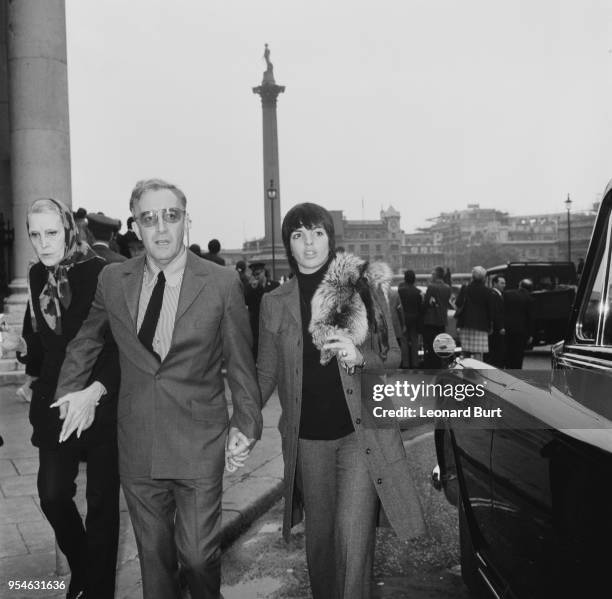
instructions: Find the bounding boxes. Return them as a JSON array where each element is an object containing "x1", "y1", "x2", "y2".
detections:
[{"x1": 455, "y1": 266, "x2": 494, "y2": 360}]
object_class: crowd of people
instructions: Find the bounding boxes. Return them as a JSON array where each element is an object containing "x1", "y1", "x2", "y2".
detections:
[{"x1": 390, "y1": 264, "x2": 535, "y2": 369}]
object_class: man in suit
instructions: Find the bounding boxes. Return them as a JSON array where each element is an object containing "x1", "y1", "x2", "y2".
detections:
[
  {"x1": 422, "y1": 266, "x2": 452, "y2": 368},
  {"x1": 201, "y1": 238, "x2": 226, "y2": 265},
  {"x1": 504, "y1": 278, "x2": 534, "y2": 369},
  {"x1": 54, "y1": 179, "x2": 262, "y2": 599},
  {"x1": 245, "y1": 262, "x2": 278, "y2": 359},
  {"x1": 397, "y1": 269, "x2": 423, "y2": 368},
  {"x1": 87, "y1": 212, "x2": 127, "y2": 264},
  {"x1": 486, "y1": 275, "x2": 506, "y2": 367}
]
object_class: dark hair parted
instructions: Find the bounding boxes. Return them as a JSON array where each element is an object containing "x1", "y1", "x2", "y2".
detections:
[{"x1": 281, "y1": 203, "x2": 336, "y2": 271}]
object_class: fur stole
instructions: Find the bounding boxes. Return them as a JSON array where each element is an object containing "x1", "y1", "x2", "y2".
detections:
[{"x1": 309, "y1": 252, "x2": 392, "y2": 365}]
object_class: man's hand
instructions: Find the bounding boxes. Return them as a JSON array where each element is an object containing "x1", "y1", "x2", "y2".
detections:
[
  {"x1": 50, "y1": 382, "x2": 106, "y2": 443},
  {"x1": 225, "y1": 426, "x2": 255, "y2": 473}
]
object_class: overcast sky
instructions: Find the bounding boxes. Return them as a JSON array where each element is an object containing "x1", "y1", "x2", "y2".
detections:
[{"x1": 65, "y1": 0, "x2": 612, "y2": 249}]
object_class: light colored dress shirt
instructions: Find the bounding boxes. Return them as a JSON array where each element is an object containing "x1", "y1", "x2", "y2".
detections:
[{"x1": 136, "y1": 246, "x2": 187, "y2": 361}]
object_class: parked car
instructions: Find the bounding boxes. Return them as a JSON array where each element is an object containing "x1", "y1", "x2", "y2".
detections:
[
  {"x1": 433, "y1": 182, "x2": 612, "y2": 598},
  {"x1": 486, "y1": 262, "x2": 578, "y2": 346}
]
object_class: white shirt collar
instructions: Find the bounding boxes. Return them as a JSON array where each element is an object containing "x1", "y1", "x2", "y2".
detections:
[{"x1": 144, "y1": 245, "x2": 187, "y2": 287}]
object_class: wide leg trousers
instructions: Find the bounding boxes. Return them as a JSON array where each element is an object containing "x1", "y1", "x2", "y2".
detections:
[{"x1": 297, "y1": 432, "x2": 379, "y2": 599}]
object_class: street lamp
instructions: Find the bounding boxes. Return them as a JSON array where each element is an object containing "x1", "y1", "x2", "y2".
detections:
[
  {"x1": 267, "y1": 179, "x2": 277, "y2": 280},
  {"x1": 565, "y1": 193, "x2": 572, "y2": 263}
]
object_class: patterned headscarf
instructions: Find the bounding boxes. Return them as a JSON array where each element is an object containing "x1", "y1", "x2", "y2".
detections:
[{"x1": 27, "y1": 198, "x2": 97, "y2": 334}]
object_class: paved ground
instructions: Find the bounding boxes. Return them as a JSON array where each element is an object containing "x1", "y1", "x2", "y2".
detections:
[
  {"x1": 0, "y1": 386, "x2": 284, "y2": 599},
  {"x1": 0, "y1": 352, "x2": 551, "y2": 598}
]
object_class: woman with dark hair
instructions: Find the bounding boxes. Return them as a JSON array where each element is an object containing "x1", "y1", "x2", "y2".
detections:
[
  {"x1": 0, "y1": 198, "x2": 120, "y2": 599},
  {"x1": 257, "y1": 202, "x2": 425, "y2": 599}
]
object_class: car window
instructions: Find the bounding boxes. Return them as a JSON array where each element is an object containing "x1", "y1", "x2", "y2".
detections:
[{"x1": 576, "y1": 210, "x2": 612, "y2": 343}]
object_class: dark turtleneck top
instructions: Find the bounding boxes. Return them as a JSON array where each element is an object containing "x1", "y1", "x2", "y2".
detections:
[{"x1": 296, "y1": 264, "x2": 354, "y2": 440}]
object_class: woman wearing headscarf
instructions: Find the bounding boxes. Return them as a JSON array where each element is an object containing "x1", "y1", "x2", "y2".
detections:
[
  {"x1": 0, "y1": 198, "x2": 120, "y2": 599},
  {"x1": 257, "y1": 203, "x2": 426, "y2": 599}
]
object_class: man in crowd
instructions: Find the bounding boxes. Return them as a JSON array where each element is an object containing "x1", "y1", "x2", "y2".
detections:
[
  {"x1": 235, "y1": 260, "x2": 250, "y2": 294},
  {"x1": 202, "y1": 238, "x2": 225, "y2": 265},
  {"x1": 504, "y1": 278, "x2": 534, "y2": 369},
  {"x1": 55, "y1": 178, "x2": 262, "y2": 599},
  {"x1": 397, "y1": 269, "x2": 422, "y2": 368},
  {"x1": 486, "y1": 275, "x2": 505, "y2": 367},
  {"x1": 422, "y1": 266, "x2": 451, "y2": 368},
  {"x1": 87, "y1": 212, "x2": 127, "y2": 264},
  {"x1": 245, "y1": 262, "x2": 278, "y2": 359}
]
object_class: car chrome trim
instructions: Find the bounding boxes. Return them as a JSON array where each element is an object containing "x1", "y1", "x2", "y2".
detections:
[
  {"x1": 477, "y1": 566, "x2": 501, "y2": 599},
  {"x1": 557, "y1": 352, "x2": 612, "y2": 371}
]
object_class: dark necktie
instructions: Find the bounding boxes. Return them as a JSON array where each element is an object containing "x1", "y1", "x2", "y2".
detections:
[{"x1": 138, "y1": 271, "x2": 166, "y2": 360}]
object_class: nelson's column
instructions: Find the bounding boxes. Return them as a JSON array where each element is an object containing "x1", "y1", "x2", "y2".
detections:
[{"x1": 251, "y1": 44, "x2": 286, "y2": 278}]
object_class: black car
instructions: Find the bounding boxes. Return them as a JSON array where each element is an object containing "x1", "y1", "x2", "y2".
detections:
[{"x1": 434, "y1": 182, "x2": 612, "y2": 598}]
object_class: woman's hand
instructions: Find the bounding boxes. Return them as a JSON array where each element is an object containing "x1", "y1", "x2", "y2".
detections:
[
  {"x1": 50, "y1": 382, "x2": 106, "y2": 442},
  {"x1": 323, "y1": 333, "x2": 364, "y2": 374}
]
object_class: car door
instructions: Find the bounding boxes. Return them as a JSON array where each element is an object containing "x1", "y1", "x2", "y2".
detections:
[{"x1": 488, "y1": 188, "x2": 612, "y2": 597}]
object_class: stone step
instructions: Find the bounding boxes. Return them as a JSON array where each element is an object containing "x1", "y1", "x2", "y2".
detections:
[
  {"x1": 0, "y1": 357, "x2": 25, "y2": 373},
  {"x1": 0, "y1": 370, "x2": 26, "y2": 386}
]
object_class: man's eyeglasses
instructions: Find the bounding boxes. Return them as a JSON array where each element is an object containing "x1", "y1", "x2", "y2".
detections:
[{"x1": 135, "y1": 208, "x2": 186, "y2": 228}]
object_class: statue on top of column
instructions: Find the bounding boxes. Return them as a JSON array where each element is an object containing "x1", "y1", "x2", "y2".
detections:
[{"x1": 264, "y1": 43, "x2": 273, "y2": 73}]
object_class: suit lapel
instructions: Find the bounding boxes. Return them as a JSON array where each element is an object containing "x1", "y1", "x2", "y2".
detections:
[
  {"x1": 120, "y1": 255, "x2": 145, "y2": 330},
  {"x1": 174, "y1": 251, "x2": 208, "y2": 323}
]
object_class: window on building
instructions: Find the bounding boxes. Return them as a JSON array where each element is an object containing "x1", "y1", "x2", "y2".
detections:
[
  {"x1": 348, "y1": 244, "x2": 354, "y2": 253},
  {"x1": 360, "y1": 244, "x2": 369, "y2": 253}
]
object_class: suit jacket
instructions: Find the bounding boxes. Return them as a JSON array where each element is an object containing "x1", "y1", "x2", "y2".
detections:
[
  {"x1": 92, "y1": 243, "x2": 127, "y2": 264},
  {"x1": 21, "y1": 258, "x2": 119, "y2": 448},
  {"x1": 503, "y1": 288, "x2": 534, "y2": 337},
  {"x1": 422, "y1": 279, "x2": 451, "y2": 327},
  {"x1": 490, "y1": 288, "x2": 505, "y2": 333},
  {"x1": 257, "y1": 277, "x2": 426, "y2": 542},
  {"x1": 398, "y1": 282, "x2": 423, "y2": 329},
  {"x1": 56, "y1": 250, "x2": 262, "y2": 479}
]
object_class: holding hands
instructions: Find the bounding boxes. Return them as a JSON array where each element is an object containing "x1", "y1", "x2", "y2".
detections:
[{"x1": 225, "y1": 426, "x2": 256, "y2": 473}]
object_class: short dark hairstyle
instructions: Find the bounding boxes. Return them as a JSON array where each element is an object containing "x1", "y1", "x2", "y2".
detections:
[
  {"x1": 281, "y1": 203, "x2": 336, "y2": 272},
  {"x1": 189, "y1": 243, "x2": 201, "y2": 255},
  {"x1": 492, "y1": 275, "x2": 505, "y2": 285},
  {"x1": 208, "y1": 238, "x2": 221, "y2": 253},
  {"x1": 404, "y1": 269, "x2": 416, "y2": 284},
  {"x1": 88, "y1": 222, "x2": 113, "y2": 242},
  {"x1": 433, "y1": 266, "x2": 445, "y2": 280}
]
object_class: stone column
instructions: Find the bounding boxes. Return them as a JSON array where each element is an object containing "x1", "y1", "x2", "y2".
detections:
[
  {"x1": 0, "y1": 1, "x2": 11, "y2": 220},
  {"x1": 6, "y1": 0, "x2": 71, "y2": 308},
  {"x1": 253, "y1": 46, "x2": 284, "y2": 248}
]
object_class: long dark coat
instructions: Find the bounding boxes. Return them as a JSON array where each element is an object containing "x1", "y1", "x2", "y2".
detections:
[{"x1": 21, "y1": 257, "x2": 120, "y2": 448}]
